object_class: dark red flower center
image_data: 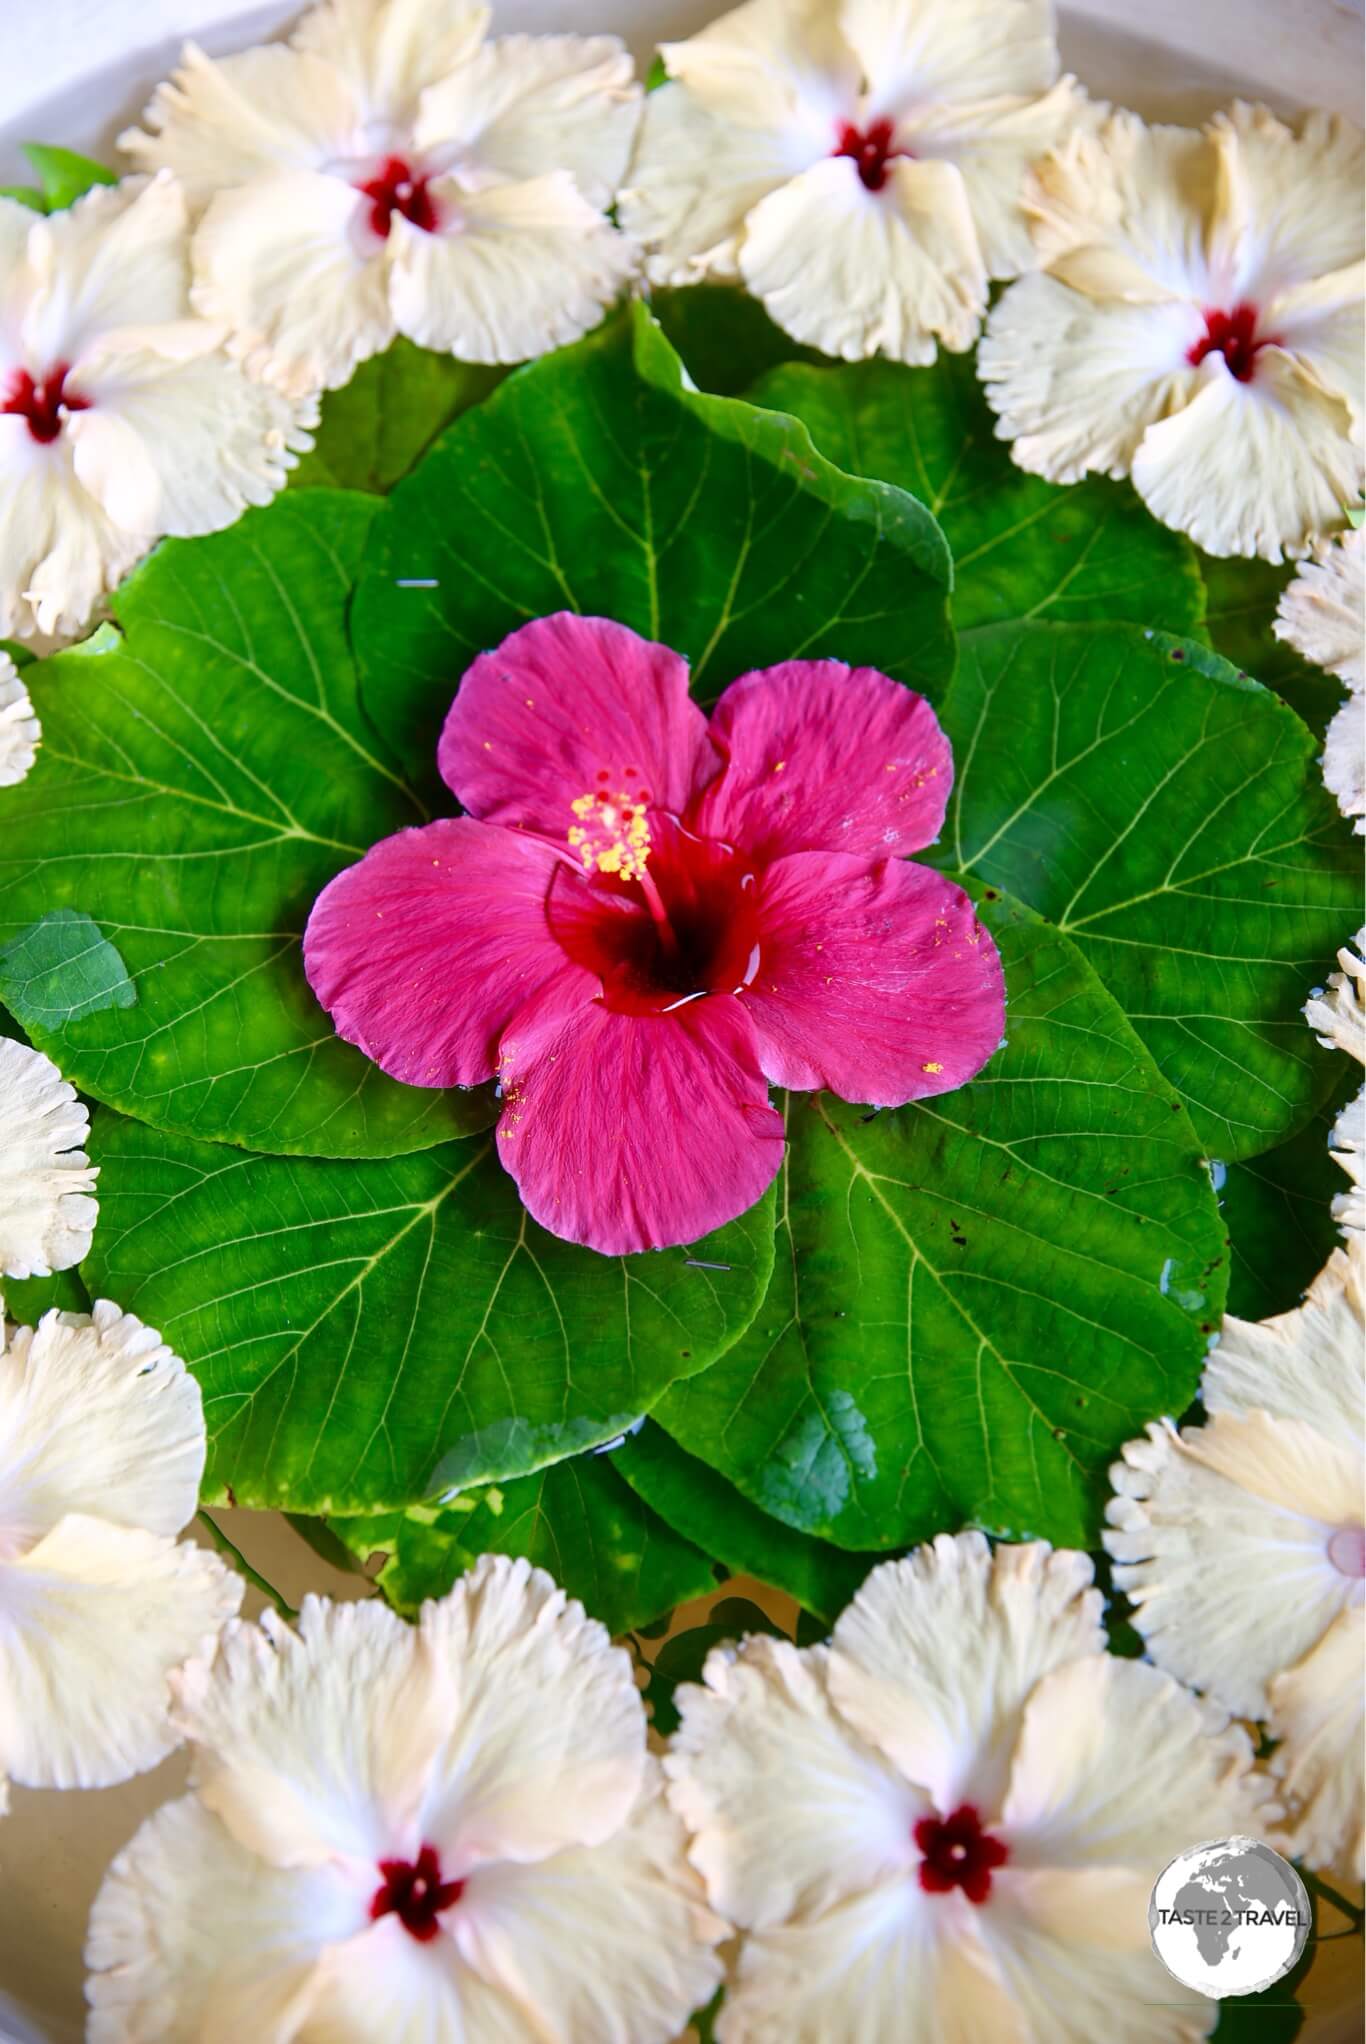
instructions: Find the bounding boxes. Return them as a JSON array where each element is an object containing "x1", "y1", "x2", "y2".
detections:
[
  {"x1": 914, "y1": 1804, "x2": 1009, "y2": 1905},
  {"x1": 1187, "y1": 302, "x2": 1273, "y2": 383},
  {"x1": 2, "y1": 363, "x2": 91, "y2": 444},
  {"x1": 369, "y1": 1843, "x2": 464, "y2": 1942},
  {"x1": 355, "y1": 156, "x2": 440, "y2": 238},
  {"x1": 833, "y1": 117, "x2": 910, "y2": 192},
  {"x1": 551, "y1": 809, "x2": 761, "y2": 1017}
]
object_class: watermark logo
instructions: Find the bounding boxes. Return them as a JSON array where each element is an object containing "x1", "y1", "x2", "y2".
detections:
[{"x1": 1149, "y1": 1837, "x2": 1311, "y2": 1999}]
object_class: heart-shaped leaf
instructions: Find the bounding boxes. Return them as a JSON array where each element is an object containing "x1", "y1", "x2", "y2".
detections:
[
  {"x1": 352, "y1": 302, "x2": 954, "y2": 794},
  {"x1": 324, "y1": 1452, "x2": 717, "y2": 1635},
  {"x1": 742, "y1": 355, "x2": 1361, "y2": 1157},
  {"x1": 1220, "y1": 1067, "x2": 1357, "y2": 1321},
  {"x1": 81, "y1": 1109, "x2": 776, "y2": 1514},
  {"x1": 657, "y1": 892, "x2": 1227, "y2": 1552},
  {"x1": 0, "y1": 492, "x2": 487, "y2": 1156}
]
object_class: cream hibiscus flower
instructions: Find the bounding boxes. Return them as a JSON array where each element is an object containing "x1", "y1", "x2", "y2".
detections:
[
  {"x1": 0, "y1": 1301, "x2": 241, "y2": 1800},
  {"x1": 1275, "y1": 527, "x2": 1365, "y2": 834},
  {"x1": 980, "y1": 104, "x2": 1365, "y2": 560},
  {"x1": 120, "y1": 0, "x2": 643, "y2": 396},
  {"x1": 0, "y1": 652, "x2": 38, "y2": 787},
  {"x1": 0, "y1": 173, "x2": 314, "y2": 642},
  {"x1": 0, "y1": 1037, "x2": 97, "y2": 1278},
  {"x1": 666, "y1": 1534, "x2": 1269, "y2": 2043},
  {"x1": 618, "y1": 0, "x2": 1087, "y2": 365},
  {"x1": 86, "y1": 1556, "x2": 722, "y2": 2042},
  {"x1": 1106, "y1": 1239, "x2": 1365, "y2": 1880}
]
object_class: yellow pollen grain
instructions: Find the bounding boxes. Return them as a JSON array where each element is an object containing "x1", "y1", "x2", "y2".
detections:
[
  {"x1": 568, "y1": 783, "x2": 652, "y2": 880},
  {"x1": 772, "y1": 760, "x2": 787, "y2": 774},
  {"x1": 922, "y1": 1060, "x2": 944, "y2": 1074}
]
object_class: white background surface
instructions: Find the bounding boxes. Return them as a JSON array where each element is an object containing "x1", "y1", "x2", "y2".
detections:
[{"x1": 0, "y1": 3, "x2": 1362, "y2": 2040}]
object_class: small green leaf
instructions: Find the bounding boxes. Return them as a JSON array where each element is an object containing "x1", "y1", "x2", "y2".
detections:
[
  {"x1": 644, "y1": 54, "x2": 670, "y2": 91},
  {"x1": 21, "y1": 143, "x2": 117, "y2": 211},
  {"x1": 0, "y1": 491, "x2": 489, "y2": 1157},
  {"x1": 645, "y1": 1598, "x2": 784, "y2": 1735},
  {"x1": 327, "y1": 1452, "x2": 716, "y2": 1635},
  {"x1": 0, "y1": 908, "x2": 135, "y2": 1027},
  {"x1": 614, "y1": 1420, "x2": 872, "y2": 1623},
  {"x1": 83, "y1": 1108, "x2": 777, "y2": 1515},
  {"x1": 0, "y1": 186, "x2": 46, "y2": 213},
  {"x1": 353, "y1": 302, "x2": 953, "y2": 796},
  {"x1": 1219, "y1": 1066, "x2": 1357, "y2": 1321},
  {"x1": 658, "y1": 893, "x2": 1228, "y2": 1552},
  {"x1": 289, "y1": 339, "x2": 505, "y2": 495},
  {"x1": 0, "y1": 639, "x2": 36, "y2": 668}
]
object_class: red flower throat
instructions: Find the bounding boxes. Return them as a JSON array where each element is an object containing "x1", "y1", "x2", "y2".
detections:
[
  {"x1": 915, "y1": 1804, "x2": 1009, "y2": 1904},
  {"x1": 2, "y1": 363, "x2": 90, "y2": 444},
  {"x1": 370, "y1": 1843, "x2": 464, "y2": 1942}
]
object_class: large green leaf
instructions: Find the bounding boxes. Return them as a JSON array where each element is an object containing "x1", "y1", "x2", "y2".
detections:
[
  {"x1": 742, "y1": 356, "x2": 1360, "y2": 1155},
  {"x1": 747, "y1": 353, "x2": 1206, "y2": 637},
  {"x1": 614, "y1": 1419, "x2": 871, "y2": 1624},
  {"x1": 352, "y1": 302, "x2": 953, "y2": 794},
  {"x1": 925, "y1": 624, "x2": 1358, "y2": 1158},
  {"x1": 0, "y1": 492, "x2": 487, "y2": 1157},
  {"x1": 82, "y1": 1109, "x2": 776, "y2": 1514},
  {"x1": 657, "y1": 893, "x2": 1227, "y2": 1552},
  {"x1": 324, "y1": 1453, "x2": 717, "y2": 1635},
  {"x1": 289, "y1": 339, "x2": 505, "y2": 495}
]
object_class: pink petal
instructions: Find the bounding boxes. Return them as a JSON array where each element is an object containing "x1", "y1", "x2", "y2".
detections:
[
  {"x1": 495, "y1": 994, "x2": 785, "y2": 1254},
  {"x1": 691, "y1": 660, "x2": 953, "y2": 863},
  {"x1": 743, "y1": 853, "x2": 1005, "y2": 1106},
  {"x1": 303, "y1": 817, "x2": 591, "y2": 1088},
  {"x1": 438, "y1": 614, "x2": 718, "y2": 836}
]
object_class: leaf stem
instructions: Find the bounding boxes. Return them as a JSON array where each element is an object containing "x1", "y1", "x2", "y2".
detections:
[
  {"x1": 1301, "y1": 1866, "x2": 1365, "y2": 1932},
  {"x1": 198, "y1": 1511, "x2": 298, "y2": 1621}
]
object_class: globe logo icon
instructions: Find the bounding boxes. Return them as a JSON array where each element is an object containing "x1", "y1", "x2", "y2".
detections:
[{"x1": 1149, "y1": 1837, "x2": 1312, "y2": 1998}]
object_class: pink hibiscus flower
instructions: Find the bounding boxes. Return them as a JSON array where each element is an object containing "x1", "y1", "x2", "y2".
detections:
[{"x1": 304, "y1": 615, "x2": 1005, "y2": 1255}]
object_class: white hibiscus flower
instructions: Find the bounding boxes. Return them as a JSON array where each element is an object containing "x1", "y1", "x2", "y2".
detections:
[
  {"x1": 1106, "y1": 1239, "x2": 1365, "y2": 1880},
  {"x1": 0, "y1": 1037, "x2": 98, "y2": 1279},
  {"x1": 666, "y1": 1534, "x2": 1269, "y2": 2043},
  {"x1": 0, "y1": 173, "x2": 315, "y2": 642},
  {"x1": 618, "y1": 0, "x2": 1088, "y2": 365},
  {"x1": 1305, "y1": 933, "x2": 1366, "y2": 1235},
  {"x1": 0, "y1": 651, "x2": 39, "y2": 787},
  {"x1": 0, "y1": 1301, "x2": 241, "y2": 1799},
  {"x1": 980, "y1": 104, "x2": 1365, "y2": 560},
  {"x1": 86, "y1": 1556, "x2": 722, "y2": 2042},
  {"x1": 1275, "y1": 528, "x2": 1365, "y2": 834},
  {"x1": 119, "y1": 0, "x2": 643, "y2": 395}
]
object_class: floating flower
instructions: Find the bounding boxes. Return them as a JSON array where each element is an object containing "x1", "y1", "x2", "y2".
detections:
[
  {"x1": 666, "y1": 1534, "x2": 1269, "y2": 2043},
  {"x1": 1275, "y1": 528, "x2": 1365, "y2": 834},
  {"x1": 0, "y1": 1037, "x2": 98, "y2": 1278},
  {"x1": 86, "y1": 1556, "x2": 721, "y2": 2042},
  {"x1": 1330, "y1": 1086, "x2": 1365, "y2": 1236},
  {"x1": 1106, "y1": 1238, "x2": 1365, "y2": 1879},
  {"x1": 0, "y1": 1300, "x2": 240, "y2": 1799},
  {"x1": 618, "y1": 0, "x2": 1087, "y2": 364},
  {"x1": 120, "y1": 0, "x2": 643, "y2": 394},
  {"x1": 0, "y1": 651, "x2": 38, "y2": 787},
  {"x1": 980, "y1": 105, "x2": 1365, "y2": 560},
  {"x1": 302, "y1": 613, "x2": 1005, "y2": 1254},
  {"x1": 0, "y1": 173, "x2": 314, "y2": 641}
]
